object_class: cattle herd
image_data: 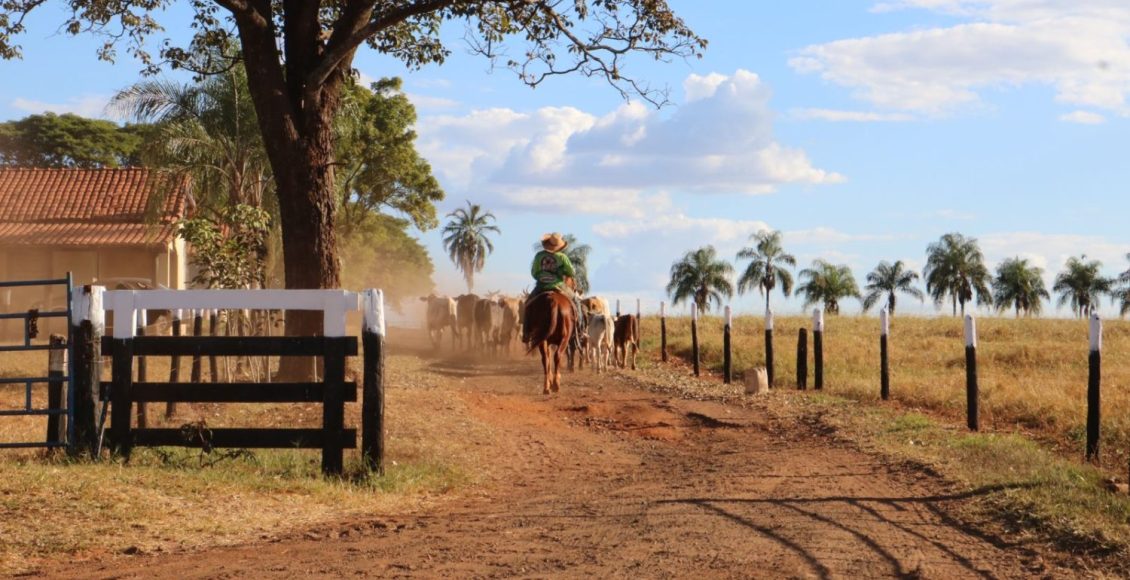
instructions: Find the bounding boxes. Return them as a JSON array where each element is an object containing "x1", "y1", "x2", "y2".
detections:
[{"x1": 419, "y1": 292, "x2": 639, "y2": 371}]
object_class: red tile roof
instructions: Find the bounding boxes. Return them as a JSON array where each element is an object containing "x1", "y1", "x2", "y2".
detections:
[{"x1": 0, "y1": 168, "x2": 189, "y2": 248}]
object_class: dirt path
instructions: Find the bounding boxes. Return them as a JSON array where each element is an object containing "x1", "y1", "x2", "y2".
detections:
[{"x1": 46, "y1": 337, "x2": 1062, "y2": 579}]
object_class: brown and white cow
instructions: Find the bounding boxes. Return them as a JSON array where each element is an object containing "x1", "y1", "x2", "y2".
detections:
[
  {"x1": 586, "y1": 313, "x2": 613, "y2": 373},
  {"x1": 580, "y1": 296, "x2": 611, "y2": 319},
  {"x1": 497, "y1": 296, "x2": 522, "y2": 354},
  {"x1": 418, "y1": 294, "x2": 457, "y2": 349},
  {"x1": 454, "y1": 294, "x2": 479, "y2": 350},
  {"x1": 613, "y1": 314, "x2": 639, "y2": 370}
]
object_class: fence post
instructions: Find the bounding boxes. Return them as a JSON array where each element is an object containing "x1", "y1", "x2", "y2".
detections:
[
  {"x1": 190, "y1": 309, "x2": 203, "y2": 384},
  {"x1": 636, "y1": 298, "x2": 641, "y2": 343},
  {"x1": 797, "y1": 328, "x2": 808, "y2": 390},
  {"x1": 135, "y1": 310, "x2": 147, "y2": 429},
  {"x1": 616, "y1": 299, "x2": 621, "y2": 318},
  {"x1": 166, "y1": 309, "x2": 181, "y2": 419},
  {"x1": 660, "y1": 302, "x2": 668, "y2": 363},
  {"x1": 46, "y1": 334, "x2": 67, "y2": 449},
  {"x1": 208, "y1": 309, "x2": 220, "y2": 382},
  {"x1": 69, "y1": 285, "x2": 103, "y2": 455},
  {"x1": 723, "y1": 306, "x2": 733, "y2": 384},
  {"x1": 765, "y1": 308, "x2": 774, "y2": 388},
  {"x1": 1087, "y1": 313, "x2": 1102, "y2": 462},
  {"x1": 813, "y1": 308, "x2": 824, "y2": 391},
  {"x1": 965, "y1": 314, "x2": 979, "y2": 431},
  {"x1": 362, "y1": 289, "x2": 386, "y2": 474},
  {"x1": 880, "y1": 308, "x2": 890, "y2": 401},
  {"x1": 691, "y1": 303, "x2": 700, "y2": 377}
]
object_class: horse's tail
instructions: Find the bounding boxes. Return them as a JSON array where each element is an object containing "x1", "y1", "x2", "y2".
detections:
[{"x1": 525, "y1": 294, "x2": 558, "y2": 355}]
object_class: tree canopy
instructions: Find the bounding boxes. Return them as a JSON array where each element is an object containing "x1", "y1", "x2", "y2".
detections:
[
  {"x1": 797, "y1": 260, "x2": 861, "y2": 315},
  {"x1": 666, "y1": 246, "x2": 733, "y2": 314},
  {"x1": 924, "y1": 232, "x2": 991, "y2": 317},
  {"x1": 0, "y1": 112, "x2": 145, "y2": 168},
  {"x1": 1053, "y1": 256, "x2": 1112, "y2": 318},
  {"x1": 991, "y1": 257, "x2": 1048, "y2": 317},
  {"x1": 442, "y1": 201, "x2": 499, "y2": 292},
  {"x1": 735, "y1": 230, "x2": 795, "y2": 313},
  {"x1": 0, "y1": 0, "x2": 705, "y2": 304},
  {"x1": 862, "y1": 260, "x2": 923, "y2": 315}
]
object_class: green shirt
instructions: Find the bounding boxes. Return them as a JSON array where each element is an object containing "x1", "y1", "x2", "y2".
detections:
[{"x1": 531, "y1": 250, "x2": 575, "y2": 291}]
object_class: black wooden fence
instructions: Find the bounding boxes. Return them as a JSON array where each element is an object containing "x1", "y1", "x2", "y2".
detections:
[{"x1": 101, "y1": 335, "x2": 359, "y2": 475}]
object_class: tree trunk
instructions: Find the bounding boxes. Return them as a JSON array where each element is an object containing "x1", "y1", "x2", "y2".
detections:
[{"x1": 888, "y1": 294, "x2": 896, "y2": 315}]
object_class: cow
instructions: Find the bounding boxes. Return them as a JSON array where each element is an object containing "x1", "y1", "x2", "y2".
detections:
[
  {"x1": 454, "y1": 294, "x2": 479, "y2": 350},
  {"x1": 418, "y1": 294, "x2": 457, "y2": 349},
  {"x1": 474, "y1": 297, "x2": 504, "y2": 355},
  {"x1": 613, "y1": 314, "x2": 639, "y2": 370},
  {"x1": 580, "y1": 296, "x2": 612, "y2": 319},
  {"x1": 497, "y1": 296, "x2": 522, "y2": 354},
  {"x1": 586, "y1": 314, "x2": 613, "y2": 373}
]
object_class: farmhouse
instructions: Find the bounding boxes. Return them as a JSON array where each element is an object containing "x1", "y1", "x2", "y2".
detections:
[{"x1": 0, "y1": 168, "x2": 190, "y2": 313}]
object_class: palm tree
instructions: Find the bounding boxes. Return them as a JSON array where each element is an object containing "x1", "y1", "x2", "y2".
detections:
[
  {"x1": 797, "y1": 260, "x2": 862, "y2": 314},
  {"x1": 110, "y1": 51, "x2": 271, "y2": 211},
  {"x1": 666, "y1": 246, "x2": 734, "y2": 314},
  {"x1": 735, "y1": 230, "x2": 796, "y2": 312},
  {"x1": 924, "y1": 233, "x2": 991, "y2": 316},
  {"x1": 862, "y1": 260, "x2": 924, "y2": 314},
  {"x1": 441, "y1": 201, "x2": 500, "y2": 291},
  {"x1": 1053, "y1": 255, "x2": 1112, "y2": 318},
  {"x1": 531, "y1": 234, "x2": 592, "y2": 294},
  {"x1": 1117, "y1": 253, "x2": 1130, "y2": 317},
  {"x1": 991, "y1": 257, "x2": 1050, "y2": 317}
]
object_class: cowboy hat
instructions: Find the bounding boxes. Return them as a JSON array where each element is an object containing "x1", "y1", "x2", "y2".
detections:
[{"x1": 540, "y1": 232, "x2": 568, "y2": 252}]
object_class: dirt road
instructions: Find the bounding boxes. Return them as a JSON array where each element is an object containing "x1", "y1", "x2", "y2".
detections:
[{"x1": 48, "y1": 335, "x2": 1065, "y2": 579}]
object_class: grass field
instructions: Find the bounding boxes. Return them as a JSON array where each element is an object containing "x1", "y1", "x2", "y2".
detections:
[{"x1": 644, "y1": 314, "x2": 1130, "y2": 473}]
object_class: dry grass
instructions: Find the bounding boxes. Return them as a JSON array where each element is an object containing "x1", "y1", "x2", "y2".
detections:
[
  {"x1": 645, "y1": 315, "x2": 1130, "y2": 471},
  {"x1": 0, "y1": 339, "x2": 485, "y2": 575}
]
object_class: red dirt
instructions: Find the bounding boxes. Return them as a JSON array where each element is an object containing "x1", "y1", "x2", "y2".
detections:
[{"x1": 40, "y1": 331, "x2": 1071, "y2": 579}]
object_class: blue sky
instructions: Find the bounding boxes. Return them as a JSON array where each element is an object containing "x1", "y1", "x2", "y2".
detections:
[{"x1": 2, "y1": 1, "x2": 1130, "y2": 317}]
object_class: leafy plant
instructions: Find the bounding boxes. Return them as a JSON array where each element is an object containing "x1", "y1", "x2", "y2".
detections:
[{"x1": 178, "y1": 204, "x2": 272, "y2": 289}]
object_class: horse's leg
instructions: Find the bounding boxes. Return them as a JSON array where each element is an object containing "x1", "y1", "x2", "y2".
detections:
[
  {"x1": 630, "y1": 342, "x2": 637, "y2": 370},
  {"x1": 552, "y1": 345, "x2": 562, "y2": 393},
  {"x1": 539, "y1": 342, "x2": 551, "y2": 395}
]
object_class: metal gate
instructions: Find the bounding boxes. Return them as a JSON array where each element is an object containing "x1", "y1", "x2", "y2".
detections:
[{"x1": 0, "y1": 273, "x2": 73, "y2": 449}]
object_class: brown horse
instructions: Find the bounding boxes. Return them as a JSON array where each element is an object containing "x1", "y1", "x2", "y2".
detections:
[{"x1": 524, "y1": 289, "x2": 575, "y2": 394}]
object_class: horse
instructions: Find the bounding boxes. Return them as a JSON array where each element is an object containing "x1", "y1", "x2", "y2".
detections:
[{"x1": 524, "y1": 288, "x2": 576, "y2": 394}]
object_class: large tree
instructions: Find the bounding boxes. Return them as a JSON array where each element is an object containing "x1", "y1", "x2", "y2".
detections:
[
  {"x1": 0, "y1": 112, "x2": 144, "y2": 168},
  {"x1": 735, "y1": 229, "x2": 795, "y2": 313},
  {"x1": 861, "y1": 260, "x2": 923, "y2": 315},
  {"x1": 991, "y1": 257, "x2": 1049, "y2": 318},
  {"x1": 0, "y1": 1, "x2": 704, "y2": 337},
  {"x1": 1053, "y1": 255, "x2": 1112, "y2": 318},
  {"x1": 924, "y1": 232, "x2": 991, "y2": 317},
  {"x1": 666, "y1": 246, "x2": 733, "y2": 314},
  {"x1": 797, "y1": 260, "x2": 861, "y2": 315}
]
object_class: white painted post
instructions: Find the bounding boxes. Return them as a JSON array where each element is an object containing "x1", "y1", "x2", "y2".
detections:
[
  {"x1": 723, "y1": 305, "x2": 733, "y2": 384},
  {"x1": 110, "y1": 291, "x2": 137, "y2": 339},
  {"x1": 880, "y1": 308, "x2": 890, "y2": 400},
  {"x1": 813, "y1": 308, "x2": 824, "y2": 390},
  {"x1": 1087, "y1": 313, "x2": 1102, "y2": 461},
  {"x1": 362, "y1": 289, "x2": 386, "y2": 472},
  {"x1": 690, "y1": 302, "x2": 700, "y2": 377},
  {"x1": 764, "y1": 306, "x2": 774, "y2": 388},
  {"x1": 964, "y1": 314, "x2": 978, "y2": 431}
]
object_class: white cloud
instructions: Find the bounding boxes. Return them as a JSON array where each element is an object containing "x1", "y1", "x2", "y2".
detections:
[
  {"x1": 792, "y1": 108, "x2": 914, "y2": 122},
  {"x1": 10, "y1": 95, "x2": 110, "y2": 118},
  {"x1": 415, "y1": 70, "x2": 843, "y2": 215},
  {"x1": 792, "y1": 1, "x2": 1130, "y2": 115},
  {"x1": 1059, "y1": 110, "x2": 1107, "y2": 124},
  {"x1": 979, "y1": 231, "x2": 1128, "y2": 273},
  {"x1": 405, "y1": 93, "x2": 460, "y2": 110}
]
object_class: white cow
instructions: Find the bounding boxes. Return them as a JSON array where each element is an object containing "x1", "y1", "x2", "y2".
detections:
[
  {"x1": 586, "y1": 314, "x2": 613, "y2": 373},
  {"x1": 419, "y1": 294, "x2": 457, "y2": 349}
]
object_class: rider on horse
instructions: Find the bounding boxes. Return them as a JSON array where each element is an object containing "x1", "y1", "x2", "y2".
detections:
[{"x1": 522, "y1": 232, "x2": 581, "y2": 343}]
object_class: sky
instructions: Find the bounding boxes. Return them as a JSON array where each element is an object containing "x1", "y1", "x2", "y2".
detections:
[{"x1": 2, "y1": 0, "x2": 1130, "y2": 318}]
